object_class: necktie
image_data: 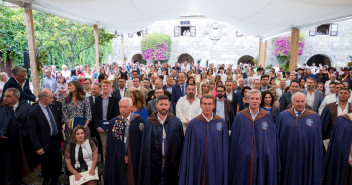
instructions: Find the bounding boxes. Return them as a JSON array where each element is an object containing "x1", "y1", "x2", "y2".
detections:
[
  {"x1": 297, "y1": 112, "x2": 302, "y2": 118},
  {"x1": 181, "y1": 85, "x2": 185, "y2": 96},
  {"x1": 46, "y1": 106, "x2": 58, "y2": 136},
  {"x1": 124, "y1": 118, "x2": 129, "y2": 155}
]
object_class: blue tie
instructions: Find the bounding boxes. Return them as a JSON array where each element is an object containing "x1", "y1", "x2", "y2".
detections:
[
  {"x1": 297, "y1": 112, "x2": 302, "y2": 118},
  {"x1": 181, "y1": 85, "x2": 185, "y2": 96},
  {"x1": 46, "y1": 106, "x2": 58, "y2": 136}
]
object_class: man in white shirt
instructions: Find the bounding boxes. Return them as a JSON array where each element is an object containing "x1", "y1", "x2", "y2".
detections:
[
  {"x1": 324, "y1": 74, "x2": 337, "y2": 96},
  {"x1": 286, "y1": 72, "x2": 297, "y2": 87},
  {"x1": 276, "y1": 79, "x2": 286, "y2": 100},
  {"x1": 219, "y1": 67, "x2": 227, "y2": 84},
  {"x1": 176, "y1": 84, "x2": 202, "y2": 132},
  {"x1": 61, "y1": 64, "x2": 71, "y2": 80},
  {"x1": 318, "y1": 83, "x2": 345, "y2": 115}
]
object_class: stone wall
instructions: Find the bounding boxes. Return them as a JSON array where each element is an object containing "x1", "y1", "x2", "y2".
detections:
[
  {"x1": 266, "y1": 19, "x2": 352, "y2": 68},
  {"x1": 113, "y1": 17, "x2": 352, "y2": 68},
  {"x1": 114, "y1": 17, "x2": 259, "y2": 66}
]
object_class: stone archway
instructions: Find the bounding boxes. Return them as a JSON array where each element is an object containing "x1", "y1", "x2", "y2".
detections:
[
  {"x1": 177, "y1": 53, "x2": 194, "y2": 64},
  {"x1": 307, "y1": 54, "x2": 332, "y2": 67},
  {"x1": 131, "y1": 53, "x2": 146, "y2": 65},
  {"x1": 237, "y1": 55, "x2": 255, "y2": 65}
]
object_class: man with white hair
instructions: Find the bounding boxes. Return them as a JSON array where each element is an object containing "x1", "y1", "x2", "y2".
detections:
[
  {"x1": 61, "y1": 64, "x2": 71, "y2": 80},
  {"x1": 276, "y1": 92, "x2": 323, "y2": 185},
  {"x1": 324, "y1": 73, "x2": 337, "y2": 95},
  {"x1": 228, "y1": 89, "x2": 278, "y2": 185},
  {"x1": 104, "y1": 97, "x2": 144, "y2": 185}
]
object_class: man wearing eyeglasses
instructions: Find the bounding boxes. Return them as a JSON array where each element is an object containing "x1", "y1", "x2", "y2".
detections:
[{"x1": 179, "y1": 94, "x2": 229, "y2": 185}]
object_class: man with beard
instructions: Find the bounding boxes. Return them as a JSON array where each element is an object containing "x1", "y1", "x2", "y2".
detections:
[
  {"x1": 321, "y1": 88, "x2": 352, "y2": 147},
  {"x1": 279, "y1": 79, "x2": 300, "y2": 111},
  {"x1": 302, "y1": 77, "x2": 324, "y2": 113},
  {"x1": 139, "y1": 95, "x2": 184, "y2": 185},
  {"x1": 323, "y1": 110, "x2": 352, "y2": 184},
  {"x1": 104, "y1": 98, "x2": 144, "y2": 185},
  {"x1": 214, "y1": 85, "x2": 235, "y2": 129},
  {"x1": 228, "y1": 89, "x2": 278, "y2": 185},
  {"x1": 175, "y1": 84, "x2": 201, "y2": 132},
  {"x1": 178, "y1": 94, "x2": 229, "y2": 185},
  {"x1": 276, "y1": 92, "x2": 323, "y2": 185}
]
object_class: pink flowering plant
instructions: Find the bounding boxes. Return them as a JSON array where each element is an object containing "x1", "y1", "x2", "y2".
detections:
[
  {"x1": 141, "y1": 33, "x2": 171, "y2": 63},
  {"x1": 272, "y1": 34, "x2": 305, "y2": 70}
]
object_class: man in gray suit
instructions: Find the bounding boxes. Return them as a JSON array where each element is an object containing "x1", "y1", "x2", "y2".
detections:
[
  {"x1": 147, "y1": 87, "x2": 174, "y2": 115},
  {"x1": 301, "y1": 77, "x2": 324, "y2": 113},
  {"x1": 279, "y1": 79, "x2": 300, "y2": 112},
  {"x1": 125, "y1": 76, "x2": 148, "y2": 99}
]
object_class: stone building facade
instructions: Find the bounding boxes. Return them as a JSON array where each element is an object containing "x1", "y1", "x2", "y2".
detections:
[{"x1": 113, "y1": 16, "x2": 352, "y2": 68}]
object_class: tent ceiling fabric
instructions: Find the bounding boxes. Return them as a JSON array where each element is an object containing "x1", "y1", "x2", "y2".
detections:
[{"x1": 8, "y1": 0, "x2": 352, "y2": 38}]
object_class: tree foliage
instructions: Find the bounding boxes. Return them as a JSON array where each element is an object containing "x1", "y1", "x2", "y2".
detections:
[{"x1": 0, "y1": 3, "x2": 114, "y2": 70}]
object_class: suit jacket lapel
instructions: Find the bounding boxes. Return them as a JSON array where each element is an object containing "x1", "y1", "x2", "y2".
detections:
[{"x1": 37, "y1": 106, "x2": 50, "y2": 126}]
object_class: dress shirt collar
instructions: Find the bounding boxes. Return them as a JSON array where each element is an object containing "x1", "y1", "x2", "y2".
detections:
[
  {"x1": 249, "y1": 108, "x2": 260, "y2": 120},
  {"x1": 294, "y1": 108, "x2": 306, "y2": 116},
  {"x1": 13, "y1": 101, "x2": 19, "y2": 110},
  {"x1": 201, "y1": 113, "x2": 213, "y2": 122},
  {"x1": 157, "y1": 113, "x2": 167, "y2": 125},
  {"x1": 14, "y1": 78, "x2": 25, "y2": 89}
]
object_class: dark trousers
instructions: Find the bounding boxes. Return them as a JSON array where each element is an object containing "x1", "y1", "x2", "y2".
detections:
[
  {"x1": 39, "y1": 136, "x2": 62, "y2": 184},
  {"x1": 0, "y1": 138, "x2": 23, "y2": 185}
]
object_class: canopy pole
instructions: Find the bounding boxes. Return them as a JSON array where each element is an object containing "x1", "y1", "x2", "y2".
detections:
[
  {"x1": 289, "y1": 28, "x2": 300, "y2": 72},
  {"x1": 93, "y1": 24, "x2": 100, "y2": 71},
  {"x1": 258, "y1": 38, "x2": 267, "y2": 68},
  {"x1": 24, "y1": 3, "x2": 39, "y2": 96},
  {"x1": 121, "y1": 34, "x2": 125, "y2": 64}
]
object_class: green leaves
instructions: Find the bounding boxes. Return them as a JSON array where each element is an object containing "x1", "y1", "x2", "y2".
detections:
[{"x1": 0, "y1": 3, "x2": 113, "y2": 69}]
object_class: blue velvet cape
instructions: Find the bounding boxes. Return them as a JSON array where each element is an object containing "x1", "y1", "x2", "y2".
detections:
[
  {"x1": 178, "y1": 113, "x2": 229, "y2": 185},
  {"x1": 229, "y1": 108, "x2": 278, "y2": 185},
  {"x1": 323, "y1": 115, "x2": 352, "y2": 185},
  {"x1": 104, "y1": 114, "x2": 144, "y2": 185},
  {"x1": 277, "y1": 108, "x2": 323, "y2": 185}
]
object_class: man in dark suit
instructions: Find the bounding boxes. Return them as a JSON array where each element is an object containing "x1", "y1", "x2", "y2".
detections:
[
  {"x1": 27, "y1": 89, "x2": 63, "y2": 185},
  {"x1": 147, "y1": 87, "x2": 174, "y2": 116},
  {"x1": 171, "y1": 72, "x2": 187, "y2": 110},
  {"x1": 279, "y1": 79, "x2": 300, "y2": 112},
  {"x1": 1, "y1": 88, "x2": 35, "y2": 185},
  {"x1": 224, "y1": 80, "x2": 238, "y2": 115},
  {"x1": 93, "y1": 80, "x2": 120, "y2": 161},
  {"x1": 146, "y1": 79, "x2": 171, "y2": 104},
  {"x1": 0, "y1": 67, "x2": 37, "y2": 102},
  {"x1": 112, "y1": 77, "x2": 127, "y2": 99},
  {"x1": 88, "y1": 83, "x2": 101, "y2": 139}
]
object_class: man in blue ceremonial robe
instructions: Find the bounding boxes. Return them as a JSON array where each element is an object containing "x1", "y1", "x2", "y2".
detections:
[
  {"x1": 323, "y1": 113, "x2": 352, "y2": 185},
  {"x1": 228, "y1": 89, "x2": 278, "y2": 185},
  {"x1": 178, "y1": 94, "x2": 229, "y2": 185},
  {"x1": 138, "y1": 95, "x2": 184, "y2": 185},
  {"x1": 104, "y1": 97, "x2": 144, "y2": 185},
  {"x1": 276, "y1": 92, "x2": 323, "y2": 185}
]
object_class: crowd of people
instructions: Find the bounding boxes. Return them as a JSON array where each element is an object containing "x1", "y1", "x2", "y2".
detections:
[{"x1": 0, "y1": 60, "x2": 352, "y2": 185}]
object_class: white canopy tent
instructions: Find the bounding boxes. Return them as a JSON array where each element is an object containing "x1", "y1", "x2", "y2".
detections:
[{"x1": 6, "y1": 0, "x2": 352, "y2": 38}]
